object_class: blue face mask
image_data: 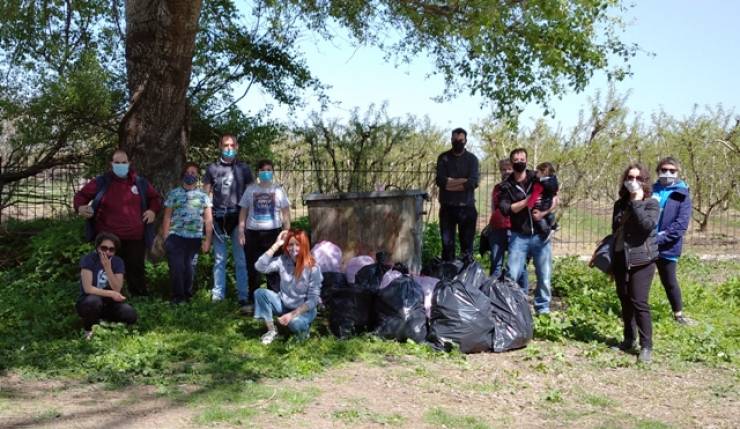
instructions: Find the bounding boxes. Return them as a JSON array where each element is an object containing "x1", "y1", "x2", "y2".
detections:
[
  {"x1": 112, "y1": 163, "x2": 129, "y2": 178},
  {"x1": 258, "y1": 171, "x2": 273, "y2": 182},
  {"x1": 222, "y1": 148, "x2": 236, "y2": 158},
  {"x1": 183, "y1": 174, "x2": 198, "y2": 185}
]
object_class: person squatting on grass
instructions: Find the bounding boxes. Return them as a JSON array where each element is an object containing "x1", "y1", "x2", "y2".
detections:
[
  {"x1": 651, "y1": 157, "x2": 695, "y2": 326},
  {"x1": 76, "y1": 232, "x2": 138, "y2": 340},
  {"x1": 253, "y1": 229, "x2": 322, "y2": 344},
  {"x1": 238, "y1": 159, "x2": 291, "y2": 313},
  {"x1": 161, "y1": 162, "x2": 213, "y2": 305},
  {"x1": 611, "y1": 163, "x2": 660, "y2": 364}
]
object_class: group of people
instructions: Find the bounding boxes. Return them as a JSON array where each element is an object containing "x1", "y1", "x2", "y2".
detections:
[
  {"x1": 73, "y1": 135, "x2": 319, "y2": 343},
  {"x1": 71, "y1": 129, "x2": 694, "y2": 358},
  {"x1": 435, "y1": 129, "x2": 693, "y2": 363}
]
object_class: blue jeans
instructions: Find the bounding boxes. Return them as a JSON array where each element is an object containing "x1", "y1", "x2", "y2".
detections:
[
  {"x1": 165, "y1": 235, "x2": 201, "y2": 303},
  {"x1": 211, "y1": 219, "x2": 248, "y2": 302},
  {"x1": 489, "y1": 228, "x2": 529, "y2": 290},
  {"x1": 253, "y1": 289, "x2": 317, "y2": 337},
  {"x1": 507, "y1": 231, "x2": 552, "y2": 314}
]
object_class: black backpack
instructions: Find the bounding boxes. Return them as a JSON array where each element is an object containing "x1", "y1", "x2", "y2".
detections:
[{"x1": 84, "y1": 174, "x2": 155, "y2": 248}]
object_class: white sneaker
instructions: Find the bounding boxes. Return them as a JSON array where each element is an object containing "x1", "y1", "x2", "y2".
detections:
[
  {"x1": 260, "y1": 330, "x2": 279, "y2": 345},
  {"x1": 84, "y1": 330, "x2": 93, "y2": 341}
]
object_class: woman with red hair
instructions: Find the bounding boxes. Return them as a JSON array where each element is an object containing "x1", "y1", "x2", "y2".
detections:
[{"x1": 253, "y1": 229, "x2": 322, "y2": 344}]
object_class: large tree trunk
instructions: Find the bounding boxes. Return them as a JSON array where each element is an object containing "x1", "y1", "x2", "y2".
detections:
[{"x1": 120, "y1": 0, "x2": 202, "y2": 194}]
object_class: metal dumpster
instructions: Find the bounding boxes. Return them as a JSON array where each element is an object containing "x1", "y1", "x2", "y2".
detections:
[{"x1": 304, "y1": 190, "x2": 428, "y2": 273}]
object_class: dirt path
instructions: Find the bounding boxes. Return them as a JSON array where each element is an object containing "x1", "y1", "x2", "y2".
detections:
[{"x1": 1, "y1": 342, "x2": 737, "y2": 428}]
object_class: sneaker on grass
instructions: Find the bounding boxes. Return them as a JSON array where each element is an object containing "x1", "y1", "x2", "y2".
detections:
[{"x1": 260, "y1": 330, "x2": 279, "y2": 345}]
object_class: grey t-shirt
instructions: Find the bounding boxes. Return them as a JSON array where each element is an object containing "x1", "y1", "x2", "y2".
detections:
[{"x1": 203, "y1": 159, "x2": 253, "y2": 212}]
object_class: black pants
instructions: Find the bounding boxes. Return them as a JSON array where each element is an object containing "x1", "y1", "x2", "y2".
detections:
[
  {"x1": 165, "y1": 235, "x2": 201, "y2": 303},
  {"x1": 656, "y1": 259, "x2": 683, "y2": 313},
  {"x1": 245, "y1": 228, "x2": 282, "y2": 301},
  {"x1": 118, "y1": 239, "x2": 147, "y2": 296},
  {"x1": 76, "y1": 295, "x2": 138, "y2": 331},
  {"x1": 613, "y1": 252, "x2": 656, "y2": 349},
  {"x1": 439, "y1": 205, "x2": 477, "y2": 261}
]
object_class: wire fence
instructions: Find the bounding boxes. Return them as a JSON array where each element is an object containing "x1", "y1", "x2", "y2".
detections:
[{"x1": 1, "y1": 161, "x2": 738, "y2": 256}]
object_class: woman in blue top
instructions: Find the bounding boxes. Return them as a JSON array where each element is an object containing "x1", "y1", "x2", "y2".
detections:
[
  {"x1": 253, "y1": 229, "x2": 322, "y2": 344},
  {"x1": 651, "y1": 157, "x2": 694, "y2": 325},
  {"x1": 162, "y1": 162, "x2": 213, "y2": 304}
]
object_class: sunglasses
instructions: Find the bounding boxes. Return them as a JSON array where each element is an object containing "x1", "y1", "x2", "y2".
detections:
[
  {"x1": 660, "y1": 168, "x2": 677, "y2": 173},
  {"x1": 99, "y1": 245, "x2": 116, "y2": 253},
  {"x1": 626, "y1": 175, "x2": 643, "y2": 181}
]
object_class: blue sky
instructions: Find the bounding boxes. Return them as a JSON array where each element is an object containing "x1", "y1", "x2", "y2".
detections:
[{"x1": 240, "y1": 1, "x2": 740, "y2": 142}]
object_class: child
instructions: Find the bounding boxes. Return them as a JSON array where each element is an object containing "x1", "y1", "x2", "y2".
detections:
[{"x1": 527, "y1": 162, "x2": 559, "y2": 241}]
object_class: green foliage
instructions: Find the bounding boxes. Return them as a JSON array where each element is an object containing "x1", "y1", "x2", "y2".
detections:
[{"x1": 540, "y1": 256, "x2": 739, "y2": 366}]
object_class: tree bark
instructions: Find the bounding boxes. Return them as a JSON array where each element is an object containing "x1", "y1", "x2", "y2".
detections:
[{"x1": 120, "y1": 0, "x2": 202, "y2": 194}]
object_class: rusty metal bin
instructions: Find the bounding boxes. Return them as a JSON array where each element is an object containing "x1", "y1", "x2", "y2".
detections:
[{"x1": 304, "y1": 190, "x2": 429, "y2": 273}]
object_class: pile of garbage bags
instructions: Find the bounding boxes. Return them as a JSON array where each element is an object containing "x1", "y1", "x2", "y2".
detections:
[{"x1": 312, "y1": 242, "x2": 533, "y2": 353}]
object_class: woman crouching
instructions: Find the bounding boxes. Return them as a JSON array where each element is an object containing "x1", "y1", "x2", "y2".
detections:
[
  {"x1": 254, "y1": 229, "x2": 322, "y2": 344},
  {"x1": 611, "y1": 163, "x2": 660, "y2": 363}
]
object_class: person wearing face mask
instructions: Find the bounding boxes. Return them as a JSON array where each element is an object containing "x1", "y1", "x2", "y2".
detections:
[
  {"x1": 253, "y1": 229, "x2": 322, "y2": 344},
  {"x1": 161, "y1": 162, "x2": 213, "y2": 304},
  {"x1": 203, "y1": 134, "x2": 254, "y2": 312},
  {"x1": 74, "y1": 149, "x2": 162, "y2": 296},
  {"x1": 434, "y1": 128, "x2": 480, "y2": 261},
  {"x1": 487, "y1": 159, "x2": 528, "y2": 290},
  {"x1": 611, "y1": 163, "x2": 660, "y2": 364},
  {"x1": 238, "y1": 159, "x2": 291, "y2": 312},
  {"x1": 498, "y1": 148, "x2": 558, "y2": 315},
  {"x1": 651, "y1": 157, "x2": 694, "y2": 325}
]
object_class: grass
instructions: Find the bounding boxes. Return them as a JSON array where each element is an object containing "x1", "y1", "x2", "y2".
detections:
[
  {"x1": 424, "y1": 407, "x2": 491, "y2": 429},
  {"x1": 0, "y1": 216, "x2": 738, "y2": 427}
]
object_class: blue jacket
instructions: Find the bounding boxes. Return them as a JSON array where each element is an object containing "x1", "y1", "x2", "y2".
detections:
[{"x1": 651, "y1": 180, "x2": 691, "y2": 259}]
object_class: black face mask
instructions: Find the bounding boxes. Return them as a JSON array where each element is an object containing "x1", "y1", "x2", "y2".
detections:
[
  {"x1": 451, "y1": 140, "x2": 466, "y2": 153},
  {"x1": 512, "y1": 161, "x2": 527, "y2": 173}
]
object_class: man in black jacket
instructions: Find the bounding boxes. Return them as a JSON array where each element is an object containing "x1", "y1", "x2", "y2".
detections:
[
  {"x1": 435, "y1": 128, "x2": 480, "y2": 261},
  {"x1": 498, "y1": 148, "x2": 557, "y2": 314}
]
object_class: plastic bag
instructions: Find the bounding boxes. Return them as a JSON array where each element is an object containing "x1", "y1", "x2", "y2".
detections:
[
  {"x1": 326, "y1": 282, "x2": 375, "y2": 339},
  {"x1": 421, "y1": 257, "x2": 463, "y2": 281},
  {"x1": 454, "y1": 260, "x2": 487, "y2": 291},
  {"x1": 373, "y1": 275, "x2": 428, "y2": 343},
  {"x1": 320, "y1": 271, "x2": 347, "y2": 306},
  {"x1": 428, "y1": 279, "x2": 494, "y2": 353},
  {"x1": 379, "y1": 270, "x2": 404, "y2": 290},
  {"x1": 354, "y1": 252, "x2": 391, "y2": 293},
  {"x1": 345, "y1": 255, "x2": 375, "y2": 284},
  {"x1": 312, "y1": 241, "x2": 343, "y2": 273},
  {"x1": 412, "y1": 275, "x2": 439, "y2": 318},
  {"x1": 480, "y1": 277, "x2": 533, "y2": 352}
]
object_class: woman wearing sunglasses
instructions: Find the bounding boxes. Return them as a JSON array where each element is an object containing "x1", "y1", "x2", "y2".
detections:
[
  {"x1": 253, "y1": 229, "x2": 321, "y2": 344},
  {"x1": 76, "y1": 232, "x2": 138, "y2": 340},
  {"x1": 652, "y1": 157, "x2": 694, "y2": 325},
  {"x1": 611, "y1": 163, "x2": 660, "y2": 363}
]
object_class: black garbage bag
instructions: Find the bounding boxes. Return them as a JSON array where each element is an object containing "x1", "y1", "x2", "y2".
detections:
[
  {"x1": 374, "y1": 275, "x2": 428, "y2": 343},
  {"x1": 354, "y1": 251, "x2": 391, "y2": 292},
  {"x1": 320, "y1": 272, "x2": 347, "y2": 306},
  {"x1": 454, "y1": 259, "x2": 487, "y2": 291},
  {"x1": 421, "y1": 257, "x2": 463, "y2": 281},
  {"x1": 428, "y1": 279, "x2": 494, "y2": 353},
  {"x1": 480, "y1": 276, "x2": 533, "y2": 352},
  {"x1": 326, "y1": 283, "x2": 375, "y2": 339}
]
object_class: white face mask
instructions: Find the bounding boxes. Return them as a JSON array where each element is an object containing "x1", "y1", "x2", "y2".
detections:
[
  {"x1": 658, "y1": 172, "x2": 677, "y2": 186},
  {"x1": 288, "y1": 247, "x2": 299, "y2": 259},
  {"x1": 623, "y1": 180, "x2": 641, "y2": 193}
]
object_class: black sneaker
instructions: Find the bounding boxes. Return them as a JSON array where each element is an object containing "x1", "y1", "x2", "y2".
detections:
[
  {"x1": 239, "y1": 300, "x2": 253, "y2": 315},
  {"x1": 610, "y1": 340, "x2": 638, "y2": 354},
  {"x1": 674, "y1": 315, "x2": 696, "y2": 326}
]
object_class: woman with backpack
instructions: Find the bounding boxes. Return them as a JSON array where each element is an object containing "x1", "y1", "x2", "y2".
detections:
[{"x1": 610, "y1": 162, "x2": 660, "y2": 363}]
